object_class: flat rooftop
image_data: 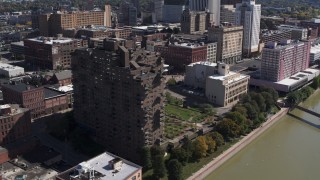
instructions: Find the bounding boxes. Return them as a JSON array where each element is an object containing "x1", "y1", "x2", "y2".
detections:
[
  {"x1": 1, "y1": 83, "x2": 39, "y2": 93},
  {"x1": 188, "y1": 61, "x2": 217, "y2": 67},
  {"x1": 27, "y1": 37, "x2": 74, "y2": 45},
  {"x1": 0, "y1": 62, "x2": 24, "y2": 71},
  {"x1": 208, "y1": 71, "x2": 249, "y2": 83},
  {"x1": 56, "y1": 152, "x2": 141, "y2": 180},
  {"x1": 276, "y1": 68, "x2": 320, "y2": 86}
]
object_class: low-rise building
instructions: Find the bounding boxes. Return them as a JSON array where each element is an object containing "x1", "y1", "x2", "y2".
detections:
[
  {"x1": 206, "y1": 64, "x2": 249, "y2": 106},
  {"x1": 55, "y1": 151, "x2": 142, "y2": 180},
  {"x1": 2, "y1": 83, "x2": 45, "y2": 119},
  {"x1": 0, "y1": 104, "x2": 31, "y2": 146},
  {"x1": 261, "y1": 30, "x2": 291, "y2": 43},
  {"x1": 24, "y1": 36, "x2": 88, "y2": 70},
  {"x1": 157, "y1": 42, "x2": 208, "y2": 70},
  {"x1": 277, "y1": 25, "x2": 308, "y2": 40},
  {"x1": 0, "y1": 63, "x2": 24, "y2": 78},
  {"x1": 49, "y1": 70, "x2": 72, "y2": 86},
  {"x1": 185, "y1": 61, "x2": 217, "y2": 89},
  {"x1": 185, "y1": 62, "x2": 249, "y2": 106},
  {"x1": 310, "y1": 43, "x2": 320, "y2": 65}
]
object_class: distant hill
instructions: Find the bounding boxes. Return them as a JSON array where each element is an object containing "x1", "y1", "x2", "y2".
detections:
[{"x1": 256, "y1": 0, "x2": 320, "y2": 8}]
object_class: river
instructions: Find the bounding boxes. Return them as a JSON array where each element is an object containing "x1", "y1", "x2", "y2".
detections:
[{"x1": 205, "y1": 91, "x2": 320, "y2": 180}]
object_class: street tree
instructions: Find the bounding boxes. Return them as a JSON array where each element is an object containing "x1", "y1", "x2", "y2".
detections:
[{"x1": 167, "y1": 159, "x2": 183, "y2": 180}]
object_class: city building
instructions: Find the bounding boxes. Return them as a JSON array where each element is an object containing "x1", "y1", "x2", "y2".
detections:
[
  {"x1": 207, "y1": 42, "x2": 218, "y2": 63},
  {"x1": 221, "y1": 0, "x2": 242, "y2": 5},
  {"x1": 49, "y1": 70, "x2": 72, "y2": 86},
  {"x1": 119, "y1": 1, "x2": 137, "y2": 26},
  {"x1": 131, "y1": 0, "x2": 141, "y2": 12},
  {"x1": 56, "y1": 151, "x2": 142, "y2": 180},
  {"x1": 24, "y1": 36, "x2": 88, "y2": 70},
  {"x1": 208, "y1": 24, "x2": 243, "y2": 64},
  {"x1": 162, "y1": 4, "x2": 186, "y2": 23},
  {"x1": 220, "y1": 5, "x2": 236, "y2": 24},
  {"x1": 189, "y1": 0, "x2": 208, "y2": 11},
  {"x1": 277, "y1": 25, "x2": 308, "y2": 40},
  {"x1": 310, "y1": 43, "x2": 320, "y2": 65},
  {"x1": 185, "y1": 62, "x2": 249, "y2": 106},
  {"x1": 71, "y1": 38, "x2": 165, "y2": 161},
  {"x1": 154, "y1": 0, "x2": 164, "y2": 22},
  {"x1": 2, "y1": 83, "x2": 45, "y2": 119},
  {"x1": 44, "y1": 88, "x2": 69, "y2": 115},
  {"x1": 235, "y1": 0, "x2": 261, "y2": 56},
  {"x1": 207, "y1": 0, "x2": 221, "y2": 25},
  {"x1": 156, "y1": 42, "x2": 208, "y2": 69},
  {"x1": 0, "y1": 63, "x2": 24, "y2": 78},
  {"x1": 181, "y1": 9, "x2": 207, "y2": 34},
  {"x1": 300, "y1": 18, "x2": 320, "y2": 35},
  {"x1": 185, "y1": 61, "x2": 217, "y2": 88},
  {"x1": 10, "y1": 41, "x2": 25, "y2": 56},
  {"x1": 260, "y1": 40, "x2": 311, "y2": 82},
  {"x1": 206, "y1": 63, "x2": 249, "y2": 106},
  {"x1": 261, "y1": 30, "x2": 291, "y2": 43},
  {"x1": 0, "y1": 104, "x2": 31, "y2": 146},
  {"x1": 38, "y1": 5, "x2": 112, "y2": 36}
]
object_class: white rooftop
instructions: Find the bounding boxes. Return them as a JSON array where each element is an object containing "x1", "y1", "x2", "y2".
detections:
[
  {"x1": 0, "y1": 63, "x2": 24, "y2": 71},
  {"x1": 188, "y1": 61, "x2": 217, "y2": 67},
  {"x1": 28, "y1": 37, "x2": 74, "y2": 45},
  {"x1": 276, "y1": 68, "x2": 320, "y2": 86},
  {"x1": 311, "y1": 44, "x2": 320, "y2": 54},
  {"x1": 58, "y1": 84, "x2": 73, "y2": 92},
  {"x1": 80, "y1": 152, "x2": 141, "y2": 180},
  {"x1": 208, "y1": 71, "x2": 249, "y2": 84}
]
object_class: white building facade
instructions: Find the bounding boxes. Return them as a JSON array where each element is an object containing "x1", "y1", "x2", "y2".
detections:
[{"x1": 235, "y1": 0, "x2": 261, "y2": 56}]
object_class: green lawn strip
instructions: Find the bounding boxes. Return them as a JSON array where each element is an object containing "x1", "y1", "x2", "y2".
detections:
[
  {"x1": 181, "y1": 139, "x2": 240, "y2": 179},
  {"x1": 165, "y1": 104, "x2": 202, "y2": 121}
]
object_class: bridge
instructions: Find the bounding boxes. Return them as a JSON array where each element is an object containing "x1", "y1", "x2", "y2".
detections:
[
  {"x1": 295, "y1": 106, "x2": 320, "y2": 119},
  {"x1": 288, "y1": 106, "x2": 320, "y2": 129}
]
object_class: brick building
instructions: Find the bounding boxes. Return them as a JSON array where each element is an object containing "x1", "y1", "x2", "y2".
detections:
[
  {"x1": 261, "y1": 40, "x2": 311, "y2": 82},
  {"x1": 2, "y1": 84, "x2": 45, "y2": 119},
  {"x1": 24, "y1": 36, "x2": 87, "y2": 70},
  {"x1": 71, "y1": 38, "x2": 165, "y2": 162},
  {"x1": 156, "y1": 42, "x2": 208, "y2": 70},
  {"x1": 49, "y1": 70, "x2": 72, "y2": 86},
  {"x1": 0, "y1": 104, "x2": 31, "y2": 146},
  {"x1": 38, "y1": 5, "x2": 112, "y2": 36},
  {"x1": 2, "y1": 83, "x2": 70, "y2": 119}
]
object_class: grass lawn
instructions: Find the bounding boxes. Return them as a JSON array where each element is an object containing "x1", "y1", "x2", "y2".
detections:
[{"x1": 165, "y1": 104, "x2": 203, "y2": 121}]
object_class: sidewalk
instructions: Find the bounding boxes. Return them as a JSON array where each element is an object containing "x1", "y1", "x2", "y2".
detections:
[{"x1": 187, "y1": 108, "x2": 289, "y2": 180}]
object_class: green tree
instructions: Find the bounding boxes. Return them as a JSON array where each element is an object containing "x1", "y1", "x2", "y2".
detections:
[
  {"x1": 171, "y1": 148, "x2": 188, "y2": 165},
  {"x1": 261, "y1": 87, "x2": 279, "y2": 102},
  {"x1": 311, "y1": 76, "x2": 320, "y2": 89},
  {"x1": 225, "y1": 112, "x2": 249, "y2": 134},
  {"x1": 181, "y1": 137, "x2": 193, "y2": 162},
  {"x1": 141, "y1": 146, "x2": 152, "y2": 170},
  {"x1": 286, "y1": 91, "x2": 302, "y2": 107},
  {"x1": 252, "y1": 93, "x2": 266, "y2": 112},
  {"x1": 192, "y1": 136, "x2": 208, "y2": 160},
  {"x1": 244, "y1": 103, "x2": 258, "y2": 121},
  {"x1": 167, "y1": 78, "x2": 176, "y2": 86},
  {"x1": 261, "y1": 92, "x2": 275, "y2": 112},
  {"x1": 232, "y1": 105, "x2": 248, "y2": 118},
  {"x1": 216, "y1": 118, "x2": 241, "y2": 139},
  {"x1": 199, "y1": 103, "x2": 215, "y2": 115},
  {"x1": 205, "y1": 136, "x2": 216, "y2": 154},
  {"x1": 167, "y1": 159, "x2": 183, "y2": 180},
  {"x1": 152, "y1": 155, "x2": 166, "y2": 179},
  {"x1": 209, "y1": 131, "x2": 225, "y2": 147}
]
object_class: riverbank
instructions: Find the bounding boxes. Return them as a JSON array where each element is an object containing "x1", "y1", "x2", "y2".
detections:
[{"x1": 187, "y1": 107, "x2": 289, "y2": 180}]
